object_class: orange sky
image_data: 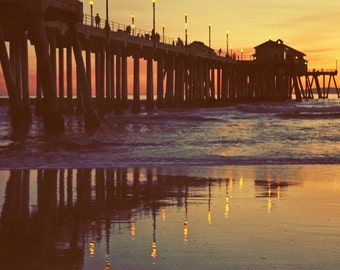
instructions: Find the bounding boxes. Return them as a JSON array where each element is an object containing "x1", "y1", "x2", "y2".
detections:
[
  {"x1": 1, "y1": 0, "x2": 339, "y2": 96},
  {"x1": 90, "y1": 0, "x2": 339, "y2": 69}
]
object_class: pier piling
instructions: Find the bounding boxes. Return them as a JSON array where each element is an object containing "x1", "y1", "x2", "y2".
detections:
[
  {"x1": 0, "y1": 26, "x2": 30, "y2": 135},
  {"x1": 29, "y1": 15, "x2": 64, "y2": 132}
]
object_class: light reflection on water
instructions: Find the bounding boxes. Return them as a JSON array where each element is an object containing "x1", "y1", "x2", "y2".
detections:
[{"x1": 0, "y1": 166, "x2": 340, "y2": 270}]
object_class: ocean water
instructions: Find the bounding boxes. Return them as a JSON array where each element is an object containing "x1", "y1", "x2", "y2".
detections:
[
  {"x1": 1, "y1": 97, "x2": 340, "y2": 168},
  {"x1": 1, "y1": 98, "x2": 340, "y2": 269}
]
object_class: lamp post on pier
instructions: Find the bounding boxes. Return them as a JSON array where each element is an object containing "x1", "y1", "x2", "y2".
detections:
[
  {"x1": 162, "y1": 24, "x2": 165, "y2": 43},
  {"x1": 131, "y1": 14, "x2": 135, "y2": 35},
  {"x1": 89, "y1": 0, "x2": 93, "y2": 27},
  {"x1": 152, "y1": 0, "x2": 156, "y2": 33},
  {"x1": 185, "y1": 12, "x2": 188, "y2": 46},
  {"x1": 226, "y1": 30, "x2": 229, "y2": 56},
  {"x1": 208, "y1": 23, "x2": 211, "y2": 49},
  {"x1": 241, "y1": 49, "x2": 243, "y2": 60},
  {"x1": 105, "y1": 0, "x2": 110, "y2": 30}
]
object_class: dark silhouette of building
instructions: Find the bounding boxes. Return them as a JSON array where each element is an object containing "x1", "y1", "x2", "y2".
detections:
[
  {"x1": 187, "y1": 41, "x2": 215, "y2": 55},
  {"x1": 253, "y1": 39, "x2": 308, "y2": 75}
]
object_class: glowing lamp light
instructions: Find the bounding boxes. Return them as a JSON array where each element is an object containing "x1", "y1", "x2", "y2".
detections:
[
  {"x1": 162, "y1": 207, "x2": 166, "y2": 221},
  {"x1": 90, "y1": 240, "x2": 95, "y2": 256},
  {"x1": 130, "y1": 217, "x2": 136, "y2": 237},
  {"x1": 151, "y1": 242, "x2": 157, "y2": 258},
  {"x1": 105, "y1": 260, "x2": 110, "y2": 270},
  {"x1": 183, "y1": 219, "x2": 188, "y2": 242}
]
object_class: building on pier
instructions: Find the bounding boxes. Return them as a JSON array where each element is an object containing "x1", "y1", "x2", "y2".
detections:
[
  {"x1": 250, "y1": 39, "x2": 338, "y2": 100},
  {"x1": 253, "y1": 38, "x2": 307, "y2": 75}
]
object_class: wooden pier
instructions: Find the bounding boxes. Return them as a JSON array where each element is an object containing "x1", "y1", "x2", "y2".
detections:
[
  {"x1": 0, "y1": 0, "x2": 338, "y2": 134},
  {"x1": 303, "y1": 69, "x2": 339, "y2": 99}
]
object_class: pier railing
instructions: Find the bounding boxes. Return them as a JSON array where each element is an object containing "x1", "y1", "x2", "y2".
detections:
[{"x1": 82, "y1": 14, "x2": 176, "y2": 45}]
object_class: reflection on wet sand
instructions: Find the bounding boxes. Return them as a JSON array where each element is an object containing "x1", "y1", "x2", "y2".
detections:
[
  {"x1": 255, "y1": 179, "x2": 297, "y2": 214},
  {"x1": 0, "y1": 169, "x2": 229, "y2": 269},
  {"x1": 0, "y1": 168, "x2": 325, "y2": 270}
]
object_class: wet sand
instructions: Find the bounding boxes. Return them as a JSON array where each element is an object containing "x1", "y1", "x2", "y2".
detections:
[{"x1": 0, "y1": 164, "x2": 339, "y2": 269}]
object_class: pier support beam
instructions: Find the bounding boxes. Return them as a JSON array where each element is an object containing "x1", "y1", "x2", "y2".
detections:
[
  {"x1": 146, "y1": 54, "x2": 154, "y2": 111},
  {"x1": 76, "y1": 54, "x2": 84, "y2": 115},
  {"x1": 292, "y1": 75, "x2": 302, "y2": 102},
  {"x1": 66, "y1": 46, "x2": 73, "y2": 114},
  {"x1": 156, "y1": 55, "x2": 164, "y2": 108},
  {"x1": 86, "y1": 49, "x2": 92, "y2": 98},
  {"x1": 115, "y1": 48, "x2": 122, "y2": 114},
  {"x1": 21, "y1": 31, "x2": 31, "y2": 120},
  {"x1": 174, "y1": 57, "x2": 184, "y2": 105},
  {"x1": 29, "y1": 14, "x2": 64, "y2": 132},
  {"x1": 35, "y1": 59, "x2": 43, "y2": 115},
  {"x1": 58, "y1": 47, "x2": 65, "y2": 113},
  {"x1": 0, "y1": 26, "x2": 30, "y2": 135},
  {"x1": 217, "y1": 67, "x2": 221, "y2": 100},
  {"x1": 122, "y1": 51, "x2": 128, "y2": 108},
  {"x1": 188, "y1": 59, "x2": 194, "y2": 104},
  {"x1": 105, "y1": 48, "x2": 112, "y2": 111},
  {"x1": 132, "y1": 50, "x2": 140, "y2": 114},
  {"x1": 210, "y1": 68, "x2": 216, "y2": 101},
  {"x1": 165, "y1": 57, "x2": 174, "y2": 106},
  {"x1": 95, "y1": 47, "x2": 105, "y2": 115},
  {"x1": 68, "y1": 23, "x2": 100, "y2": 131}
]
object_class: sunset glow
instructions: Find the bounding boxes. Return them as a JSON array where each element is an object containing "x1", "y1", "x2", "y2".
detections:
[
  {"x1": 0, "y1": 0, "x2": 339, "y2": 95},
  {"x1": 85, "y1": 0, "x2": 339, "y2": 70}
]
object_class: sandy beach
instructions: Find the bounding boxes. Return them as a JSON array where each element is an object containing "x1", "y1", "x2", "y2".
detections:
[{"x1": 0, "y1": 164, "x2": 339, "y2": 269}]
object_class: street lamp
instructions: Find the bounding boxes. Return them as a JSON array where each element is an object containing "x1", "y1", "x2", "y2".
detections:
[
  {"x1": 336, "y1": 57, "x2": 338, "y2": 71},
  {"x1": 105, "y1": 0, "x2": 109, "y2": 30},
  {"x1": 131, "y1": 14, "x2": 135, "y2": 35},
  {"x1": 89, "y1": 0, "x2": 93, "y2": 27},
  {"x1": 240, "y1": 49, "x2": 243, "y2": 60},
  {"x1": 162, "y1": 24, "x2": 165, "y2": 43},
  {"x1": 185, "y1": 12, "x2": 188, "y2": 46},
  {"x1": 230, "y1": 46, "x2": 233, "y2": 57},
  {"x1": 152, "y1": 0, "x2": 156, "y2": 33},
  {"x1": 208, "y1": 23, "x2": 211, "y2": 48},
  {"x1": 226, "y1": 31, "x2": 229, "y2": 56}
]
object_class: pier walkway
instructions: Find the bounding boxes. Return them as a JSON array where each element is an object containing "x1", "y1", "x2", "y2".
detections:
[{"x1": 0, "y1": 0, "x2": 338, "y2": 133}]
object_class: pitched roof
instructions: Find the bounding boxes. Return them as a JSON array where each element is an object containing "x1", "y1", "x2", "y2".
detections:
[{"x1": 255, "y1": 39, "x2": 306, "y2": 56}]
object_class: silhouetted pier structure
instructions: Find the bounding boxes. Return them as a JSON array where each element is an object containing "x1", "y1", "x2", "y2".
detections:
[
  {"x1": 303, "y1": 69, "x2": 339, "y2": 99},
  {"x1": 0, "y1": 0, "x2": 338, "y2": 134}
]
